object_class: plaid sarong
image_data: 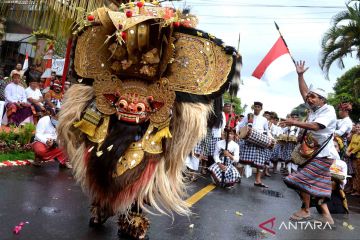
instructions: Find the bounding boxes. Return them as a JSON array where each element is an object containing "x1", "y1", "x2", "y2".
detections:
[
  {"x1": 209, "y1": 161, "x2": 241, "y2": 184},
  {"x1": 239, "y1": 141, "x2": 269, "y2": 169}
]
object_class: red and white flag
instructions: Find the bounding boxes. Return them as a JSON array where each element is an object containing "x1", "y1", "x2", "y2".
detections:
[
  {"x1": 252, "y1": 37, "x2": 295, "y2": 81},
  {"x1": 22, "y1": 52, "x2": 29, "y2": 71}
]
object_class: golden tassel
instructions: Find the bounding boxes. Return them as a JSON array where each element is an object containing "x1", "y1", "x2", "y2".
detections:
[{"x1": 151, "y1": 126, "x2": 172, "y2": 144}]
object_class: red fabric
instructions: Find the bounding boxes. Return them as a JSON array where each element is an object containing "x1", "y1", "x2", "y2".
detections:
[
  {"x1": 252, "y1": 37, "x2": 289, "y2": 79},
  {"x1": 225, "y1": 112, "x2": 236, "y2": 128},
  {"x1": 32, "y1": 141, "x2": 67, "y2": 164}
]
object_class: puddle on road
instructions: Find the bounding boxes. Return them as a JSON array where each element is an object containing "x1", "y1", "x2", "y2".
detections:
[
  {"x1": 261, "y1": 189, "x2": 284, "y2": 198},
  {"x1": 39, "y1": 207, "x2": 61, "y2": 215},
  {"x1": 241, "y1": 226, "x2": 261, "y2": 239}
]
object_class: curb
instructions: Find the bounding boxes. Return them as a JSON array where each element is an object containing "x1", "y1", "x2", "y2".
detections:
[
  {"x1": 0, "y1": 160, "x2": 33, "y2": 168},
  {"x1": 0, "y1": 159, "x2": 55, "y2": 168}
]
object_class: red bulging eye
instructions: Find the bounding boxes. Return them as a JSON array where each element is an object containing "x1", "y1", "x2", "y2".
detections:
[
  {"x1": 136, "y1": 103, "x2": 146, "y2": 112},
  {"x1": 119, "y1": 99, "x2": 128, "y2": 109}
]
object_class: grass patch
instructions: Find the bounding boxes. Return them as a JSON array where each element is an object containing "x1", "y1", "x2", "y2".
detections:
[{"x1": 0, "y1": 151, "x2": 34, "y2": 162}]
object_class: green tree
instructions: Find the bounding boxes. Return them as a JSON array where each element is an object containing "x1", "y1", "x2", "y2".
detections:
[
  {"x1": 223, "y1": 92, "x2": 245, "y2": 115},
  {"x1": 320, "y1": 0, "x2": 360, "y2": 79},
  {"x1": 327, "y1": 65, "x2": 360, "y2": 121},
  {"x1": 291, "y1": 103, "x2": 309, "y2": 120}
]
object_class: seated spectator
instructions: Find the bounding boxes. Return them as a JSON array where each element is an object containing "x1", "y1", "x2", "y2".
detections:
[
  {"x1": 208, "y1": 127, "x2": 241, "y2": 188},
  {"x1": 25, "y1": 78, "x2": 45, "y2": 119},
  {"x1": 64, "y1": 80, "x2": 71, "y2": 92},
  {"x1": 4, "y1": 72, "x2": 34, "y2": 126},
  {"x1": 44, "y1": 79, "x2": 63, "y2": 115},
  {"x1": 32, "y1": 110, "x2": 72, "y2": 168}
]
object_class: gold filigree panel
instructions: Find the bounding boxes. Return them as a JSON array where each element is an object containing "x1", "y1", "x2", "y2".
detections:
[
  {"x1": 74, "y1": 26, "x2": 113, "y2": 79},
  {"x1": 167, "y1": 33, "x2": 233, "y2": 95},
  {"x1": 93, "y1": 71, "x2": 122, "y2": 115}
]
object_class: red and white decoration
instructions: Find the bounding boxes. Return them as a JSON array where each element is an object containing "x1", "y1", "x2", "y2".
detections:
[
  {"x1": 252, "y1": 37, "x2": 295, "y2": 81},
  {"x1": 0, "y1": 159, "x2": 54, "y2": 168},
  {"x1": 0, "y1": 160, "x2": 32, "y2": 168}
]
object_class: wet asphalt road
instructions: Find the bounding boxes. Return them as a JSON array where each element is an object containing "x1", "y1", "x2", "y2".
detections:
[{"x1": 1, "y1": 162, "x2": 360, "y2": 240}]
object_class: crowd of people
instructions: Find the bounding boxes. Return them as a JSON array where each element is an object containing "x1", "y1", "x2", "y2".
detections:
[
  {"x1": 186, "y1": 60, "x2": 360, "y2": 225},
  {"x1": 0, "y1": 63, "x2": 72, "y2": 168}
]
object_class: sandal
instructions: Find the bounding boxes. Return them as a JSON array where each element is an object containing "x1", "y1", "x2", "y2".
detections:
[
  {"x1": 289, "y1": 214, "x2": 312, "y2": 222},
  {"x1": 254, "y1": 182, "x2": 269, "y2": 188}
]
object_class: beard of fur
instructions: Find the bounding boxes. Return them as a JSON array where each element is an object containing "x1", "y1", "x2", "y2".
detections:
[
  {"x1": 57, "y1": 86, "x2": 212, "y2": 217},
  {"x1": 135, "y1": 102, "x2": 212, "y2": 217},
  {"x1": 87, "y1": 120, "x2": 140, "y2": 198},
  {"x1": 57, "y1": 84, "x2": 94, "y2": 191}
]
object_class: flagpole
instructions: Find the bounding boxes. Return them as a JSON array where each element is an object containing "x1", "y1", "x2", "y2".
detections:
[{"x1": 274, "y1": 21, "x2": 295, "y2": 64}]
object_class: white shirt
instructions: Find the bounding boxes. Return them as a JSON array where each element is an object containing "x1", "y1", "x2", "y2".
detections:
[
  {"x1": 236, "y1": 114, "x2": 269, "y2": 134},
  {"x1": 213, "y1": 139, "x2": 240, "y2": 163},
  {"x1": 4, "y1": 82, "x2": 27, "y2": 104},
  {"x1": 35, "y1": 116, "x2": 57, "y2": 144},
  {"x1": 283, "y1": 126, "x2": 300, "y2": 137},
  {"x1": 271, "y1": 124, "x2": 283, "y2": 137},
  {"x1": 212, "y1": 112, "x2": 226, "y2": 138},
  {"x1": 25, "y1": 87, "x2": 43, "y2": 102},
  {"x1": 307, "y1": 104, "x2": 339, "y2": 159},
  {"x1": 335, "y1": 116, "x2": 353, "y2": 138},
  {"x1": 333, "y1": 159, "x2": 348, "y2": 189}
]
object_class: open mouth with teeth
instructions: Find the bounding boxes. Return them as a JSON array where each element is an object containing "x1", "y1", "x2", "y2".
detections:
[{"x1": 117, "y1": 112, "x2": 149, "y2": 124}]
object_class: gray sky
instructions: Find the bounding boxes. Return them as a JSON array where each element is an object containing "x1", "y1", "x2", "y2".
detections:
[{"x1": 166, "y1": 0, "x2": 358, "y2": 117}]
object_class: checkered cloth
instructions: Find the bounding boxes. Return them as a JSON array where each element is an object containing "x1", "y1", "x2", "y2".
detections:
[
  {"x1": 281, "y1": 142, "x2": 297, "y2": 163},
  {"x1": 194, "y1": 141, "x2": 204, "y2": 155},
  {"x1": 271, "y1": 143, "x2": 283, "y2": 162},
  {"x1": 239, "y1": 141, "x2": 270, "y2": 169},
  {"x1": 209, "y1": 160, "x2": 241, "y2": 184},
  {"x1": 246, "y1": 129, "x2": 272, "y2": 148},
  {"x1": 203, "y1": 128, "x2": 221, "y2": 157}
]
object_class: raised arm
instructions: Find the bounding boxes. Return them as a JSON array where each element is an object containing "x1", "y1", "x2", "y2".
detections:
[{"x1": 296, "y1": 60, "x2": 309, "y2": 101}]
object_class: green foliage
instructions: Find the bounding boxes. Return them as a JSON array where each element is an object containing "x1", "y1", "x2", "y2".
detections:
[
  {"x1": 328, "y1": 65, "x2": 360, "y2": 121},
  {"x1": 0, "y1": 124, "x2": 35, "y2": 154},
  {"x1": 291, "y1": 103, "x2": 309, "y2": 120},
  {"x1": 0, "y1": 151, "x2": 34, "y2": 162},
  {"x1": 320, "y1": 1, "x2": 360, "y2": 78},
  {"x1": 54, "y1": 38, "x2": 67, "y2": 58},
  {"x1": 223, "y1": 92, "x2": 245, "y2": 115}
]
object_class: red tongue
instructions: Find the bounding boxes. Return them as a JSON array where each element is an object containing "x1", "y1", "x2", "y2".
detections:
[
  {"x1": 150, "y1": 100, "x2": 164, "y2": 111},
  {"x1": 103, "y1": 94, "x2": 118, "y2": 105}
]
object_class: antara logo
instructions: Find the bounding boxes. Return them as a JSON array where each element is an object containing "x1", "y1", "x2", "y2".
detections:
[
  {"x1": 259, "y1": 217, "x2": 276, "y2": 235},
  {"x1": 259, "y1": 217, "x2": 333, "y2": 235}
]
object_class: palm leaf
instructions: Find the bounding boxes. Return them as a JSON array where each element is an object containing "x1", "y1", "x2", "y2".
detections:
[{"x1": 0, "y1": 0, "x2": 108, "y2": 39}]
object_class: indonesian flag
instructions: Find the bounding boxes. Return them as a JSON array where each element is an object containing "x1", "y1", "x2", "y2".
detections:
[
  {"x1": 252, "y1": 37, "x2": 295, "y2": 81},
  {"x1": 22, "y1": 52, "x2": 29, "y2": 71}
]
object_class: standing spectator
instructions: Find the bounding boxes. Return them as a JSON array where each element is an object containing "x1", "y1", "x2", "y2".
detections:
[
  {"x1": 11, "y1": 63, "x2": 27, "y2": 87},
  {"x1": 282, "y1": 60, "x2": 338, "y2": 225},
  {"x1": 345, "y1": 123, "x2": 360, "y2": 196},
  {"x1": 237, "y1": 101, "x2": 271, "y2": 188},
  {"x1": 32, "y1": 111, "x2": 72, "y2": 168},
  {"x1": 223, "y1": 102, "x2": 236, "y2": 128},
  {"x1": 335, "y1": 102, "x2": 353, "y2": 157},
  {"x1": 4, "y1": 72, "x2": 33, "y2": 126}
]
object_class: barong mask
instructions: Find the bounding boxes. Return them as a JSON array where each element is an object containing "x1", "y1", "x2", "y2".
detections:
[{"x1": 58, "y1": 2, "x2": 239, "y2": 219}]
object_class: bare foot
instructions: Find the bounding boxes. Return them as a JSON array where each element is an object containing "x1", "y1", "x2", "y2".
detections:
[
  {"x1": 321, "y1": 214, "x2": 334, "y2": 225},
  {"x1": 291, "y1": 208, "x2": 310, "y2": 219}
]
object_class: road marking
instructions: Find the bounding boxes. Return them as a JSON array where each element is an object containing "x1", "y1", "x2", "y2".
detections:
[{"x1": 186, "y1": 184, "x2": 216, "y2": 207}]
